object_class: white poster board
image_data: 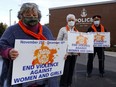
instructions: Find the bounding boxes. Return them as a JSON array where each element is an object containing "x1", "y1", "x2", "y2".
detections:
[
  {"x1": 67, "y1": 32, "x2": 94, "y2": 53},
  {"x1": 12, "y1": 40, "x2": 67, "y2": 85},
  {"x1": 89, "y1": 32, "x2": 110, "y2": 47}
]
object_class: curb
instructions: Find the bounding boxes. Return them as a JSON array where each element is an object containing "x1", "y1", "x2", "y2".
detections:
[{"x1": 105, "y1": 51, "x2": 116, "y2": 57}]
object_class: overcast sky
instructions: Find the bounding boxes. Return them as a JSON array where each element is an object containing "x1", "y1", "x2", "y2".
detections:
[{"x1": 0, "y1": 0, "x2": 113, "y2": 26}]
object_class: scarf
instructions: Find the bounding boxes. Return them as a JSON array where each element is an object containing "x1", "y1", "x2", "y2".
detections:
[
  {"x1": 66, "y1": 25, "x2": 78, "y2": 32},
  {"x1": 91, "y1": 24, "x2": 105, "y2": 32},
  {"x1": 18, "y1": 21, "x2": 47, "y2": 40}
]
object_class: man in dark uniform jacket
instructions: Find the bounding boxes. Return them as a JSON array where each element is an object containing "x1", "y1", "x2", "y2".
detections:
[{"x1": 86, "y1": 15, "x2": 107, "y2": 77}]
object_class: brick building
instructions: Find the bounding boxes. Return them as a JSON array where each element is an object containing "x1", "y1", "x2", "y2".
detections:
[{"x1": 49, "y1": 1, "x2": 116, "y2": 45}]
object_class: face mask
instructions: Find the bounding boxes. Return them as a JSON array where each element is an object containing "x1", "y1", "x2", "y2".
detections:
[
  {"x1": 93, "y1": 20, "x2": 100, "y2": 25},
  {"x1": 23, "y1": 17, "x2": 39, "y2": 26},
  {"x1": 68, "y1": 21, "x2": 75, "y2": 27}
]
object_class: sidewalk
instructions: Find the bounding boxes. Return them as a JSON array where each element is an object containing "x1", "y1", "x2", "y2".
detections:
[
  {"x1": 105, "y1": 51, "x2": 116, "y2": 57},
  {"x1": 72, "y1": 52, "x2": 116, "y2": 87},
  {"x1": 0, "y1": 57, "x2": 3, "y2": 76}
]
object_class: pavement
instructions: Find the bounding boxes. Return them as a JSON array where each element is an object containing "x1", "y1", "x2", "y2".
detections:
[
  {"x1": 71, "y1": 51, "x2": 116, "y2": 87},
  {"x1": 0, "y1": 51, "x2": 116, "y2": 87},
  {"x1": 105, "y1": 51, "x2": 116, "y2": 57},
  {"x1": 0, "y1": 58, "x2": 3, "y2": 76}
]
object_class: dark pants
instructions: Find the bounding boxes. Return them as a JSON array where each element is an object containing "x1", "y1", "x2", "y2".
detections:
[
  {"x1": 60, "y1": 55, "x2": 77, "y2": 87},
  {"x1": 87, "y1": 47, "x2": 105, "y2": 74},
  {"x1": 0, "y1": 58, "x2": 19, "y2": 87},
  {"x1": 0, "y1": 58, "x2": 10, "y2": 87}
]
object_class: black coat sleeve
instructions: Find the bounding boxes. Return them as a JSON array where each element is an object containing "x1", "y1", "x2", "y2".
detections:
[{"x1": 86, "y1": 27, "x2": 94, "y2": 32}]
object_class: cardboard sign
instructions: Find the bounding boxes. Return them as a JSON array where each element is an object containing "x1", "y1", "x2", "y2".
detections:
[
  {"x1": 67, "y1": 32, "x2": 94, "y2": 53},
  {"x1": 89, "y1": 32, "x2": 110, "y2": 47},
  {"x1": 12, "y1": 40, "x2": 67, "y2": 85}
]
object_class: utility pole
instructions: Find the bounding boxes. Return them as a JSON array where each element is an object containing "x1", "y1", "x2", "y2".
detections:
[{"x1": 9, "y1": 9, "x2": 12, "y2": 26}]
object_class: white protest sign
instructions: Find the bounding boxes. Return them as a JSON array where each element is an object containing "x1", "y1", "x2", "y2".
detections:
[
  {"x1": 89, "y1": 32, "x2": 110, "y2": 47},
  {"x1": 67, "y1": 32, "x2": 94, "y2": 53},
  {"x1": 12, "y1": 40, "x2": 67, "y2": 85}
]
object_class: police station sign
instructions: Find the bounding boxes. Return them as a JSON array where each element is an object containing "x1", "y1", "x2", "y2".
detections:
[
  {"x1": 12, "y1": 40, "x2": 67, "y2": 85},
  {"x1": 76, "y1": 8, "x2": 93, "y2": 27},
  {"x1": 67, "y1": 32, "x2": 94, "y2": 53}
]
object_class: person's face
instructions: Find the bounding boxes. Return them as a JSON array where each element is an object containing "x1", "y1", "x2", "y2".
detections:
[
  {"x1": 23, "y1": 9, "x2": 38, "y2": 18},
  {"x1": 22, "y1": 9, "x2": 39, "y2": 26},
  {"x1": 67, "y1": 17, "x2": 75, "y2": 27},
  {"x1": 93, "y1": 18, "x2": 101, "y2": 27}
]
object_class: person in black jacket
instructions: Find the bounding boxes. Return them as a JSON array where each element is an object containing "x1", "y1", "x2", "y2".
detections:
[{"x1": 86, "y1": 15, "x2": 107, "y2": 78}]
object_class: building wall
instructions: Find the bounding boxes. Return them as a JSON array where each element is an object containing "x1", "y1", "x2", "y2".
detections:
[{"x1": 49, "y1": 1, "x2": 116, "y2": 45}]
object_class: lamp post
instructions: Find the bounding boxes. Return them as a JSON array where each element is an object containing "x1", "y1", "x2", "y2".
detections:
[
  {"x1": 9, "y1": 9, "x2": 12, "y2": 26},
  {"x1": 46, "y1": 13, "x2": 51, "y2": 23}
]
